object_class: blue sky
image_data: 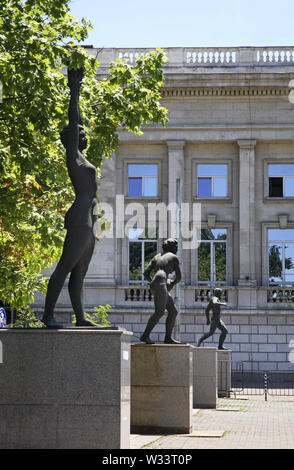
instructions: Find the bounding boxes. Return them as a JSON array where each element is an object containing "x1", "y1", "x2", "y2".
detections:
[{"x1": 69, "y1": 0, "x2": 294, "y2": 48}]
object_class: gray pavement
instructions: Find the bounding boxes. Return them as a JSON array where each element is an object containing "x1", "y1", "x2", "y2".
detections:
[{"x1": 130, "y1": 395, "x2": 294, "y2": 449}]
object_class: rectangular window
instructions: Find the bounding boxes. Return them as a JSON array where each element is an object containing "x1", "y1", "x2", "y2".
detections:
[
  {"x1": 268, "y1": 229, "x2": 294, "y2": 285},
  {"x1": 128, "y1": 164, "x2": 158, "y2": 197},
  {"x1": 128, "y1": 228, "x2": 157, "y2": 284},
  {"x1": 197, "y1": 228, "x2": 227, "y2": 285},
  {"x1": 197, "y1": 164, "x2": 228, "y2": 197},
  {"x1": 268, "y1": 164, "x2": 294, "y2": 197}
]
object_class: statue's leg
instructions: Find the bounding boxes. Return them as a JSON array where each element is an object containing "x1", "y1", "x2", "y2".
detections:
[
  {"x1": 217, "y1": 320, "x2": 228, "y2": 349},
  {"x1": 68, "y1": 232, "x2": 96, "y2": 326},
  {"x1": 140, "y1": 283, "x2": 167, "y2": 344},
  {"x1": 164, "y1": 294, "x2": 181, "y2": 344},
  {"x1": 43, "y1": 227, "x2": 91, "y2": 327},
  {"x1": 197, "y1": 321, "x2": 217, "y2": 347}
]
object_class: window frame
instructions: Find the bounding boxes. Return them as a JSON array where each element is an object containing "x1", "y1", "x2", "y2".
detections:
[
  {"x1": 124, "y1": 161, "x2": 161, "y2": 200},
  {"x1": 267, "y1": 228, "x2": 294, "y2": 286},
  {"x1": 264, "y1": 159, "x2": 294, "y2": 201},
  {"x1": 127, "y1": 229, "x2": 158, "y2": 285},
  {"x1": 262, "y1": 223, "x2": 294, "y2": 286},
  {"x1": 192, "y1": 223, "x2": 233, "y2": 287},
  {"x1": 193, "y1": 160, "x2": 232, "y2": 202}
]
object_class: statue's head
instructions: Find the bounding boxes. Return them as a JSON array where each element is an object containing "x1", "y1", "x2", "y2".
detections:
[
  {"x1": 214, "y1": 288, "x2": 222, "y2": 299},
  {"x1": 60, "y1": 124, "x2": 87, "y2": 151},
  {"x1": 162, "y1": 238, "x2": 178, "y2": 254}
]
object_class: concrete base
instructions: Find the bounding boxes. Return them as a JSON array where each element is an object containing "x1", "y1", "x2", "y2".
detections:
[
  {"x1": 0, "y1": 328, "x2": 132, "y2": 449},
  {"x1": 131, "y1": 344, "x2": 193, "y2": 434},
  {"x1": 217, "y1": 349, "x2": 232, "y2": 398},
  {"x1": 192, "y1": 347, "x2": 217, "y2": 408}
]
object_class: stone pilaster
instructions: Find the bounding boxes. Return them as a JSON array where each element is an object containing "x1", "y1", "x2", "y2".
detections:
[
  {"x1": 88, "y1": 156, "x2": 117, "y2": 286},
  {"x1": 237, "y1": 139, "x2": 257, "y2": 286},
  {"x1": 237, "y1": 140, "x2": 257, "y2": 309},
  {"x1": 166, "y1": 140, "x2": 185, "y2": 210},
  {"x1": 166, "y1": 140, "x2": 185, "y2": 340}
]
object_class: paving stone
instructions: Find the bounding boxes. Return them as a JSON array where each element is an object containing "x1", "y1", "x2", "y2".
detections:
[{"x1": 131, "y1": 395, "x2": 294, "y2": 449}]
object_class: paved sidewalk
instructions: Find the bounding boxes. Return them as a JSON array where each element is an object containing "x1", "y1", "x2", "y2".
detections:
[{"x1": 130, "y1": 395, "x2": 294, "y2": 449}]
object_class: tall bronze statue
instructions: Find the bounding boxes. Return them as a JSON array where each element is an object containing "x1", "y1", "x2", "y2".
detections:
[
  {"x1": 140, "y1": 238, "x2": 182, "y2": 344},
  {"x1": 42, "y1": 68, "x2": 99, "y2": 328},
  {"x1": 197, "y1": 288, "x2": 228, "y2": 349}
]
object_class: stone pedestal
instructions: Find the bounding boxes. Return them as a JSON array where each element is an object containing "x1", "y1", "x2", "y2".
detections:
[
  {"x1": 0, "y1": 328, "x2": 132, "y2": 449},
  {"x1": 192, "y1": 347, "x2": 217, "y2": 408},
  {"x1": 131, "y1": 344, "x2": 193, "y2": 434},
  {"x1": 217, "y1": 349, "x2": 232, "y2": 398}
]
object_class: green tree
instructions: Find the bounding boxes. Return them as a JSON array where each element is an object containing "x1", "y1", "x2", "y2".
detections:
[{"x1": 0, "y1": 0, "x2": 168, "y2": 309}]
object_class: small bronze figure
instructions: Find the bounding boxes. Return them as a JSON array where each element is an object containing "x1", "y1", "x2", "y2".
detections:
[
  {"x1": 42, "y1": 68, "x2": 100, "y2": 328},
  {"x1": 140, "y1": 238, "x2": 182, "y2": 344},
  {"x1": 197, "y1": 288, "x2": 228, "y2": 350}
]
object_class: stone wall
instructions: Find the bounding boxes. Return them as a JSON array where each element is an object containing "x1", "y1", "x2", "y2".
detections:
[{"x1": 107, "y1": 311, "x2": 294, "y2": 372}]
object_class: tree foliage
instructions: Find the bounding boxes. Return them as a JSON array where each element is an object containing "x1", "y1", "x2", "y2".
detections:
[{"x1": 0, "y1": 0, "x2": 168, "y2": 309}]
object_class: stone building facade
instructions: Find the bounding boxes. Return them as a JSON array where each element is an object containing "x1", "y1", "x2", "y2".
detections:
[{"x1": 34, "y1": 47, "x2": 294, "y2": 372}]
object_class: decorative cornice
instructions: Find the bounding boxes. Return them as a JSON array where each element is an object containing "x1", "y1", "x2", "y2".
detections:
[{"x1": 160, "y1": 87, "x2": 289, "y2": 98}]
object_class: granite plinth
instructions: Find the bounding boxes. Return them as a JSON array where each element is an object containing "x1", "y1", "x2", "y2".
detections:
[
  {"x1": 217, "y1": 349, "x2": 232, "y2": 398},
  {"x1": 0, "y1": 328, "x2": 132, "y2": 449},
  {"x1": 192, "y1": 347, "x2": 217, "y2": 408},
  {"x1": 131, "y1": 344, "x2": 193, "y2": 434}
]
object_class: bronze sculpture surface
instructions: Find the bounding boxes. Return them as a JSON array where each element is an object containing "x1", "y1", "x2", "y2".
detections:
[
  {"x1": 42, "y1": 69, "x2": 99, "y2": 328},
  {"x1": 197, "y1": 288, "x2": 228, "y2": 349},
  {"x1": 140, "y1": 238, "x2": 182, "y2": 344}
]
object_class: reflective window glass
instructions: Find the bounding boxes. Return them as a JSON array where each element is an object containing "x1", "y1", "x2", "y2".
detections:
[
  {"x1": 128, "y1": 178, "x2": 142, "y2": 197},
  {"x1": 201, "y1": 229, "x2": 227, "y2": 240},
  {"x1": 285, "y1": 244, "x2": 294, "y2": 283},
  {"x1": 144, "y1": 242, "x2": 157, "y2": 272},
  {"x1": 213, "y1": 177, "x2": 227, "y2": 197},
  {"x1": 268, "y1": 230, "x2": 294, "y2": 285},
  {"x1": 198, "y1": 242, "x2": 211, "y2": 282},
  {"x1": 284, "y1": 178, "x2": 294, "y2": 197},
  {"x1": 129, "y1": 242, "x2": 142, "y2": 282},
  {"x1": 197, "y1": 229, "x2": 227, "y2": 284},
  {"x1": 128, "y1": 229, "x2": 157, "y2": 284},
  {"x1": 198, "y1": 178, "x2": 211, "y2": 197},
  {"x1": 197, "y1": 164, "x2": 228, "y2": 198},
  {"x1": 128, "y1": 164, "x2": 158, "y2": 197},
  {"x1": 198, "y1": 165, "x2": 227, "y2": 177},
  {"x1": 215, "y1": 242, "x2": 226, "y2": 282},
  {"x1": 268, "y1": 164, "x2": 294, "y2": 177},
  {"x1": 268, "y1": 229, "x2": 294, "y2": 241},
  {"x1": 128, "y1": 164, "x2": 158, "y2": 177},
  {"x1": 144, "y1": 177, "x2": 157, "y2": 197}
]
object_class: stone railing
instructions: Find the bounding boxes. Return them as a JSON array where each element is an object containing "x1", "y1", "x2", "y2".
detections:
[
  {"x1": 194, "y1": 286, "x2": 229, "y2": 303},
  {"x1": 121, "y1": 284, "x2": 230, "y2": 303},
  {"x1": 267, "y1": 286, "x2": 294, "y2": 303},
  {"x1": 94, "y1": 46, "x2": 294, "y2": 69},
  {"x1": 256, "y1": 47, "x2": 294, "y2": 64},
  {"x1": 118, "y1": 284, "x2": 294, "y2": 306},
  {"x1": 186, "y1": 48, "x2": 238, "y2": 65},
  {"x1": 124, "y1": 286, "x2": 153, "y2": 302}
]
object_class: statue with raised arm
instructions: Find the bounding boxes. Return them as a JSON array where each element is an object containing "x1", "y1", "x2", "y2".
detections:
[
  {"x1": 42, "y1": 68, "x2": 100, "y2": 328},
  {"x1": 140, "y1": 238, "x2": 182, "y2": 344},
  {"x1": 197, "y1": 288, "x2": 228, "y2": 350}
]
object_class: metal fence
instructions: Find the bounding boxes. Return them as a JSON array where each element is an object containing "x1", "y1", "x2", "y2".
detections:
[{"x1": 219, "y1": 361, "x2": 294, "y2": 400}]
